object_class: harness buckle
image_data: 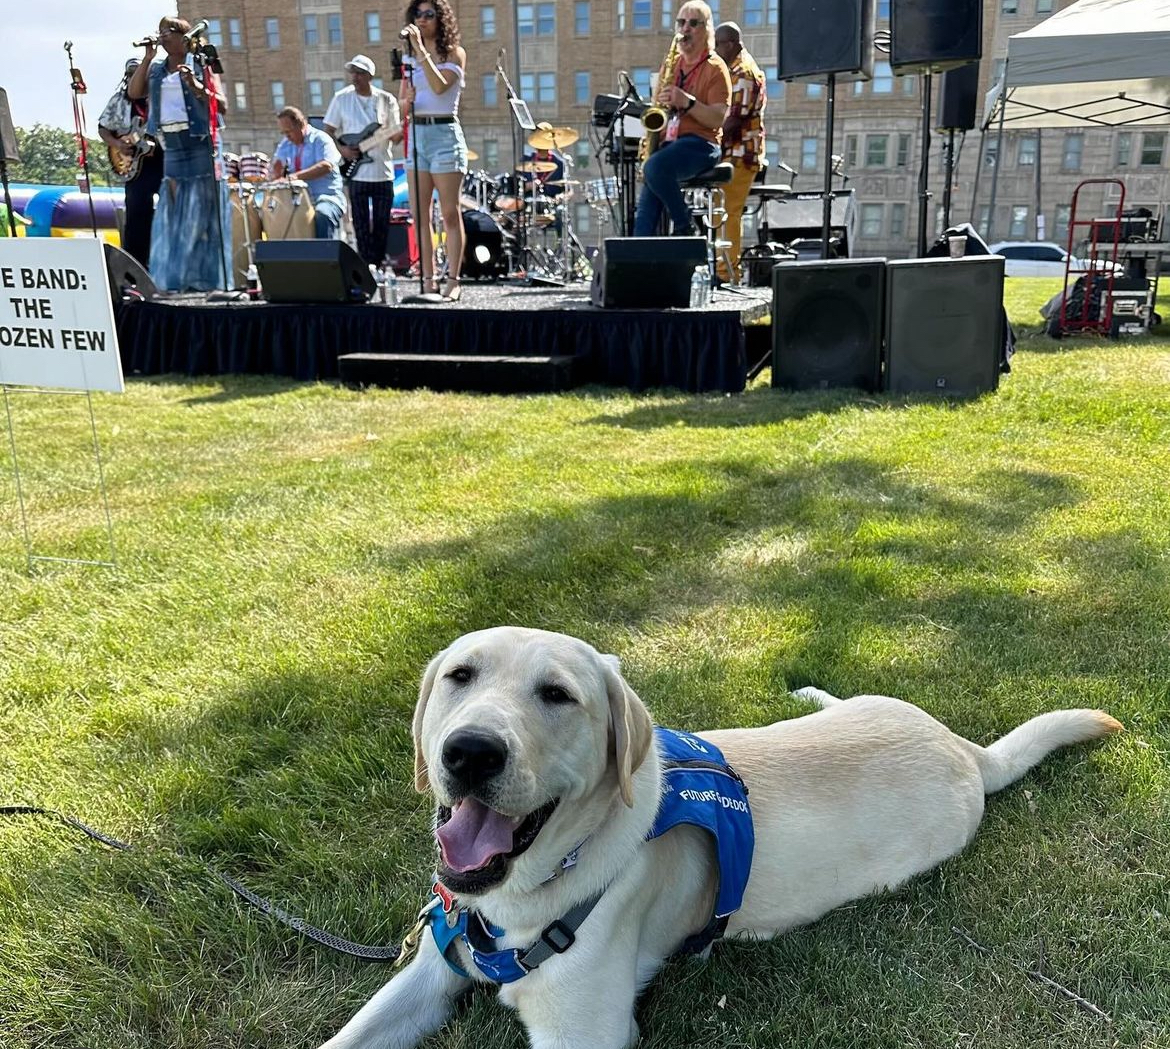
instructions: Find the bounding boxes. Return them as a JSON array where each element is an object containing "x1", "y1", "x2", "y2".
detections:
[{"x1": 539, "y1": 919, "x2": 575, "y2": 954}]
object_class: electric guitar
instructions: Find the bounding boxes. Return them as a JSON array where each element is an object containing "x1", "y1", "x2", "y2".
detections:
[
  {"x1": 337, "y1": 121, "x2": 399, "y2": 180},
  {"x1": 108, "y1": 116, "x2": 156, "y2": 182}
]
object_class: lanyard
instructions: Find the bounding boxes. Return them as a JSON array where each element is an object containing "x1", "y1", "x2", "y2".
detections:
[{"x1": 676, "y1": 53, "x2": 708, "y2": 91}]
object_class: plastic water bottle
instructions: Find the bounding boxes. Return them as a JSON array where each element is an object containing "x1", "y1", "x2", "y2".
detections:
[
  {"x1": 689, "y1": 265, "x2": 705, "y2": 308},
  {"x1": 700, "y1": 266, "x2": 712, "y2": 307},
  {"x1": 384, "y1": 266, "x2": 399, "y2": 306},
  {"x1": 245, "y1": 263, "x2": 260, "y2": 301}
]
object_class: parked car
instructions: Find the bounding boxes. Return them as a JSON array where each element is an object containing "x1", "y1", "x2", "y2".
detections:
[{"x1": 988, "y1": 241, "x2": 1123, "y2": 278}]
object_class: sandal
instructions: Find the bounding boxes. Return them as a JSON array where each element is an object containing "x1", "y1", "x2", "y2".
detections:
[{"x1": 442, "y1": 277, "x2": 462, "y2": 302}]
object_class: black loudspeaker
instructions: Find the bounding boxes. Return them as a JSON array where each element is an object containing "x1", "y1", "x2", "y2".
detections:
[
  {"x1": 778, "y1": 0, "x2": 875, "y2": 80},
  {"x1": 771, "y1": 258, "x2": 885, "y2": 391},
  {"x1": 461, "y1": 209, "x2": 508, "y2": 281},
  {"x1": 936, "y1": 62, "x2": 979, "y2": 131},
  {"x1": 891, "y1": 0, "x2": 982, "y2": 73},
  {"x1": 0, "y1": 88, "x2": 19, "y2": 162},
  {"x1": 590, "y1": 237, "x2": 707, "y2": 308},
  {"x1": 254, "y1": 239, "x2": 375, "y2": 303},
  {"x1": 884, "y1": 255, "x2": 1005, "y2": 396},
  {"x1": 103, "y1": 242, "x2": 158, "y2": 303}
]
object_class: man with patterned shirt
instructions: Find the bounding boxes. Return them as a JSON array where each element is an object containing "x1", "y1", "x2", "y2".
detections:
[{"x1": 714, "y1": 23, "x2": 766, "y2": 284}]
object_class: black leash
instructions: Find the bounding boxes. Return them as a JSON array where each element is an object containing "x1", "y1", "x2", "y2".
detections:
[{"x1": 1, "y1": 805, "x2": 403, "y2": 963}]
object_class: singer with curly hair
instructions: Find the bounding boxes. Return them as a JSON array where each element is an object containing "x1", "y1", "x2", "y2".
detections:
[{"x1": 399, "y1": 0, "x2": 468, "y2": 300}]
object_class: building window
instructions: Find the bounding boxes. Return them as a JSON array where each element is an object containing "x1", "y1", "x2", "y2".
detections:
[
  {"x1": 1115, "y1": 132, "x2": 1131, "y2": 166},
  {"x1": 1009, "y1": 205, "x2": 1029, "y2": 238},
  {"x1": 853, "y1": 79, "x2": 865, "y2": 97},
  {"x1": 984, "y1": 138, "x2": 999, "y2": 168},
  {"x1": 484, "y1": 139, "x2": 499, "y2": 167},
  {"x1": 767, "y1": 0, "x2": 779, "y2": 23},
  {"x1": 1053, "y1": 204, "x2": 1070, "y2": 243},
  {"x1": 890, "y1": 202, "x2": 906, "y2": 238},
  {"x1": 806, "y1": 82, "x2": 823, "y2": 98},
  {"x1": 538, "y1": 71, "x2": 556, "y2": 104},
  {"x1": 271, "y1": 81, "x2": 285, "y2": 110},
  {"x1": 872, "y1": 61, "x2": 894, "y2": 93},
  {"x1": 844, "y1": 134, "x2": 858, "y2": 168},
  {"x1": 575, "y1": 139, "x2": 592, "y2": 170},
  {"x1": 661, "y1": 0, "x2": 672, "y2": 30},
  {"x1": 1002, "y1": 0, "x2": 1018, "y2": 12},
  {"x1": 632, "y1": 0, "x2": 652, "y2": 30},
  {"x1": 229, "y1": 18, "x2": 242, "y2": 47},
  {"x1": 518, "y1": 4, "x2": 534, "y2": 35},
  {"x1": 1017, "y1": 135, "x2": 1037, "y2": 166},
  {"x1": 575, "y1": 202, "x2": 591, "y2": 234},
  {"x1": 977, "y1": 205, "x2": 991, "y2": 237},
  {"x1": 902, "y1": 75, "x2": 915, "y2": 96},
  {"x1": 308, "y1": 80, "x2": 323, "y2": 108},
  {"x1": 327, "y1": 14, "x2": 342, "y2": 45},
  {"x1": 233, "y1": 82, "x2": 247, "y2": 110},
  {"x1": 575, "y1": 71, "x2": 591, "y2": 105},
  {"x1": 766, "y1": 66, "x2": 784, "y2": 101},
  {"x1": 860, "y1": 203, "x2": 883, "y2": 238},
  {"x1": 1140, "y1": 131, "x2": 1165, "y2": 166},
  {"x1": 537, "y1": 2, "x2": 556, "y2": 34},
  {"x1": 801, "y1": 135, "x2": 818, "y2": 171},
  {"x1": 878, "y1": 0, "x2": 890, "y2": 17},
  {"x1": 482, "y1": 6, "x2": 497, "y2": 37},
  {"x1": 483, "y1": 74, "x2": 498, "y2": 106},
  {"x1": 265, "y1": 18, "x2": 280, "y2": 48},
  {"x1": 709, "y1": 0, "x2": 721, "y2": 22},
  {"x1": 632, "y1": 68, "x2": 653, "y2": 99},
  {"x1": 865, "y1": 134, "x2": 888, "y2": 167},
  {"x1": 303, "y1": 15, "x2": 319, "y2": 46},
  {"x1": 617, "y1": 0, "x2": 626, "y2": 32},
  {"x1": 576, "y1": 1, "x2": 590, "y2": 33},
  {"x1": 366, "y1": 12, "x2": 381, "y2": 42},
  {"x1": 1036, "y1": 0, "x2": 1053, "y2": 10},
  {"x1": 332, "y1": 79, "x2": 345, "y2": 96},
  {"x1": 744, "y1": 0, "x2": 765, "y2": 26},
  {"x1": 1062, "y1": 132, "x2": 1083, "y2": 171},
  {"x1": 206, "y1": 18, "x2": 223, "y2": 46},
  {"x1": 896, "y1": 133, "x2": 911, "y2": 167}
]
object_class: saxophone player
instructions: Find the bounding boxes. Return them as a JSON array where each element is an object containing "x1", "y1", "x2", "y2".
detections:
[{"x1": 633, "y1": 2, "x2": 732, "y2": 238}]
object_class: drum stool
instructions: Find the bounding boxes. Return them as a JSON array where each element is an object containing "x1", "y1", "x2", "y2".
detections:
[{"x1": 682, "y1": 162, "x2": 735, "y2": 284}]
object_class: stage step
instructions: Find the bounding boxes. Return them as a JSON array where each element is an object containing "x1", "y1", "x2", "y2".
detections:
[{"x1": 337, "y1": 352, "x2": 581, "y2": 394}]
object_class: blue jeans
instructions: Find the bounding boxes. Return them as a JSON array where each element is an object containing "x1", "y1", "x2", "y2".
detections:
[
  {"x1": 634, "y1": 134, "x2": 721, "y2": 236},
  {"x1": 313, "y1": 197, "x2": 344, "y2": 240}
]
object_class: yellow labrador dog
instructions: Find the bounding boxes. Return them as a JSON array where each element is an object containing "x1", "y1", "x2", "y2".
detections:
[{"x1": 320, "y1": 627, "x2": 1121, "y2": 1049}]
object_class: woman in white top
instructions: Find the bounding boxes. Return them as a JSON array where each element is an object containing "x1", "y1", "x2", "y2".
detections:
[{"x1": 399, "y1": 0, "x2": 468, "y2": 300}]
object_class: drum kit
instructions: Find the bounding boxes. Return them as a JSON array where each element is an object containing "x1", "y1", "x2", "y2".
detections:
[
  {"x1": 454, "y1": 124, "x2": 595, "y2": 283},
  {"x1": 223, "y1": 151, "x2": 316, "y2": 287}
]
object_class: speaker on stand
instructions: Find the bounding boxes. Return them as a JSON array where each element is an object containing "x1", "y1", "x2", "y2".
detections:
[
  {"x1": 778, "y1": 0, "x2": 875, "y2": 260},
  {"x1": 935, "y1": 62, "x2": 979, "y2": 231}
]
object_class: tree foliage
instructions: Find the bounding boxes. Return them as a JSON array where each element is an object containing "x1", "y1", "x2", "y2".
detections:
[{"x1": 9, "y1": 124, "x2": 113, "y2": 187}]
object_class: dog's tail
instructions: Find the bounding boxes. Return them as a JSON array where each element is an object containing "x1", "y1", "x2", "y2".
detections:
[{"x1": 972, "y1": 709, "x2": 1123, "y2": 794}]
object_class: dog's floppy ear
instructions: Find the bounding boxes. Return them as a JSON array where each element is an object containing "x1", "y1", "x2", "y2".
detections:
[
  {"x1": 602, "y1": 654, "x2": 654, "y2": 807},
  {"x1": 412, "y1": 650, "x2": 446, "y2": 793}
]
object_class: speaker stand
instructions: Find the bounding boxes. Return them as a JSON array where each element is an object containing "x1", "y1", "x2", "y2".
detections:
[
  {"x1": 941, "y1": 127, "x2": 956, "y2": 231},
  {"x1": 821, "y1": 72, "x2": 836, "y2": 261},
  {"x1": 916, "y1": 71, "x2": 934, "y2": 257}
]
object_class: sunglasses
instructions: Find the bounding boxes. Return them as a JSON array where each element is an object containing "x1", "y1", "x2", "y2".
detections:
[
  {"x1": 676, "y1": 16, "x2": 706, "y2": 27},
  {"x1": 414, "y1": 9, "x2": 437, "y2": 19}
]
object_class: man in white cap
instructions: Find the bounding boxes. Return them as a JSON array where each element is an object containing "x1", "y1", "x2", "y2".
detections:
[{"x1": 323, "y1": 54, "x2": 403, "y2": 266}]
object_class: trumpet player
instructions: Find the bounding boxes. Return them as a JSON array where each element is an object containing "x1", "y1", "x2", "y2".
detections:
[{"x1": 632, "y1": 2, "x2": 731, "y2": 238}]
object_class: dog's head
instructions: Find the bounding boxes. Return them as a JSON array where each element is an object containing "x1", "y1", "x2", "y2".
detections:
[{"x1": 412, "y1": 627, "x2": 654, "y2": 896}]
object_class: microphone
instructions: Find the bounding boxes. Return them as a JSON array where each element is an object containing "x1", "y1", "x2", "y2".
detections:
[
  {"x1": 398, "y1": 27, "x2": 413, "y2": 39},
  {"x1": 132, "y1": 35, "x2": 158, "y2": 47},
  {"x1": 619, "y1": 71, "x2": 641, "y2": 102},
  {"x1": 184, "y1": 19, "x2": 209, "y2": 42}
]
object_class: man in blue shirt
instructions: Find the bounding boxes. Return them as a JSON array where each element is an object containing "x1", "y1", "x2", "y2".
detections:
[{"x1": 270, "y1": 107, "x2": 347, "y2": 239}]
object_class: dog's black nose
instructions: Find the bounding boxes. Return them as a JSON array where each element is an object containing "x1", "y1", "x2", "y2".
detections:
[{"x1": 442, "y1": 730, "x2": 508, "y2": 788}]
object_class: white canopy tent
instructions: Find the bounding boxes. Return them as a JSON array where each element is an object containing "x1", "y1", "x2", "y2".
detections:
[{"x1": 983, "y1": 0, "x2": 1170, "y2": 129}]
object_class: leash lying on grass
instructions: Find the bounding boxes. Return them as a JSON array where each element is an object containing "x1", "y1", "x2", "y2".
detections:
[{"x1": 1, "y1": 805, "x2": 412, "y2": 964}]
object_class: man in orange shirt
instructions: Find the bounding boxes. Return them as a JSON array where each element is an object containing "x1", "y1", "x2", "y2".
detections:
[
  {"x1": 633, "y1": 2, "x2": 732, "y2": 237},
  {"x1": 714, "y1": 22, "x2": 766, "y2": 283}
]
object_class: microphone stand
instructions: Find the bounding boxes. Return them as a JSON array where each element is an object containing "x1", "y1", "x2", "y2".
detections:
[
  {"x1": 399, "y1": 36, "x2": 444, "y2": 304},
  {"x1": 191, "y1": 38, "x2": 233, "y2": 295},
  {"x1": 495, "y1": 53, "x2": 532, "y2": 276},
  {"x1": 64, "y1": 42, "x2": 100, "y2": 239},
  {"x1": 606, "y1": 76, "x2": 640, "y2": 237}
]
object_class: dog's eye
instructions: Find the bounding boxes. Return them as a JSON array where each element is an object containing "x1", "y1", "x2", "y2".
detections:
[
  {"x1": 539, "y1": 684, "x2": 575, "y2": 705},
  {"x1": 446, "y1": 666, "x2": 475, "y2": 685}
]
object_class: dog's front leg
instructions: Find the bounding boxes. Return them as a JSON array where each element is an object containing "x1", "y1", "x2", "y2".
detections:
[{"x1": 318, "y1": 935, "x2": 470, "y2": 1049}]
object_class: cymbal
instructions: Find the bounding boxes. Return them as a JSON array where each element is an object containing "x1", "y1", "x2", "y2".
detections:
[
  {"x1": 516, "y1": 160, "x2": 557, "y2": 174},
  {"x1": 465, "y1": 148, "x2": 479, "y2": 161},
  {"x1": 527, "y1": 125, "x2": 580, "y2": 150}
]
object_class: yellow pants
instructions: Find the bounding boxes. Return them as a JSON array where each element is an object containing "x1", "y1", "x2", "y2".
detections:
[{"x1": 717, "y1": 162, "x2": 759, "y2": 284}]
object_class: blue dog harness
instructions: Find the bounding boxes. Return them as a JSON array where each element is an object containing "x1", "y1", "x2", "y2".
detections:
[{"x1": 425, "y1": 726, "x2": 754, "y2": 983}]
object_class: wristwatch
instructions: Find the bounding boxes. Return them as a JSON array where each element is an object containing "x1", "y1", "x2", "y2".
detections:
[{"x1": 684, "y1": 95, "x2": 697, "y2": 113}]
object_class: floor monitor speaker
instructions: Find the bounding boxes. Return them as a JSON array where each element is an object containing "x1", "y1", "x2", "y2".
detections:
[
  {"x1": 254, "y1": 239, "x2": 376, "y2": 303},
  {"x1": 936, "y1": 62, "x2": 979, "y2": 131},
  {"x1": 891, "y1": 0, "x2": 982, "y2": 73},
  {"x1": 771, "y1": 258, "x2": 885, "y2": 391},
  {"x1": 590, "y1": 237, "x2": 707, "y2": 308},
  {"x1": 103, "y1": 242, "x2": 158, "y2": 304},
  {"x1": 778, "y1": 0, "x2": 875, "y2": 80},
  {"x1": 884, "y1": 255, "x2": 1005, "y2": 396}
]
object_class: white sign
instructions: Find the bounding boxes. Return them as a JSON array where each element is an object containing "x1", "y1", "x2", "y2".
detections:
[{"x1": 0, "y1": 238, "x2": 124, "y2": 394}]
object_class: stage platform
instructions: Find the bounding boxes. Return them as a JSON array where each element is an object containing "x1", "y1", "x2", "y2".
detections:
[{"x1": 114, "y1": 281, "x2": 771, "y2": 395}]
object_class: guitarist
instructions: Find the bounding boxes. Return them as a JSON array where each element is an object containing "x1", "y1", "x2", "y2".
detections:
[
  {"x1": 323, "y1": 55, "x2": 403, "y2": 267},
  {"x1": 97, "y1": 58, "x2": 163, "y2": 268}
]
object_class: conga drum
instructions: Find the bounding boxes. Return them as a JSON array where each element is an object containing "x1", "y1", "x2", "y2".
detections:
[
  {"x1": 256, "y1": 181, "x2": 316, "y2": 240},
  {"x1": 239, "y1": 152, "x2": 270, "y2": 183}
]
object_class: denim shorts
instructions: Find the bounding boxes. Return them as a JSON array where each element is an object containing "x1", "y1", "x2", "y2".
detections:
[{"x1": 406, "y1": 121, "x2": 468, "y2": 175}]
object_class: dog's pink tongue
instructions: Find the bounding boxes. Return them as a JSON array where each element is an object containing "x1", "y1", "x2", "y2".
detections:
[{"x1": 438, "y1": 799, "x2": 522, "y2": 873}]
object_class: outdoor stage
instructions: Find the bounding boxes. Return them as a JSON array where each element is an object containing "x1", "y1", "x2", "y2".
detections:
[{"x1": 113, "y1": 282, "x2": 772, "y2": 395}]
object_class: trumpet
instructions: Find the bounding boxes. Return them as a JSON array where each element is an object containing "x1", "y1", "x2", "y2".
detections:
[{"x1": 639, "y1": 35, "x2": 682, "y2": 162}]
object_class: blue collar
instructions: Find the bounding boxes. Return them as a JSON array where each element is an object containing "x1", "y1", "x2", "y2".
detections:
[{"x1": 426, "y1": 726, "x2": 754, "y2": 982}]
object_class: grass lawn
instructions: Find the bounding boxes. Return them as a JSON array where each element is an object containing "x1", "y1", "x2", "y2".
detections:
[{"x1": 1, "y1": 278, "x2": 1167, "y2": 1049}]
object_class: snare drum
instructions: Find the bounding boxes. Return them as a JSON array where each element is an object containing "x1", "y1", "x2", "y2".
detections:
[
  {"x1": 229, "y1": 185, "x2": 261, "y2": 288},
  {"x1": 255, "y1": 180, "x2": 315, "y2": 240},
  {"x1": 531, "y1": 196, "x2": 559, "y2": 229},
  {"x1": 494, "y1": 173, "x2": 525, "y2": 213},
  {"x1": 239, "y1": 151, "x2": 270, "y2": 183},
  {"x1": 222, "y1": 152, "x2": 241, "y2": 182}
]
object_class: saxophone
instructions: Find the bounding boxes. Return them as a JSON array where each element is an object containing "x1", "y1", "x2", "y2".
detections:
[{"x1": 639, "y1": 35, "x2": 682, "y2": 162}]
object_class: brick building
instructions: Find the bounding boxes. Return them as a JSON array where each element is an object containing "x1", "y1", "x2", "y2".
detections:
[{"x1": 180, "y1": 0, "x2": 1166, "y2": 257}]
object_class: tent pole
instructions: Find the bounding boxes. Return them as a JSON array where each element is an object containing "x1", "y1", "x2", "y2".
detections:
[
  {"x1": 1034, "y1": 128, "x2": 1043, "y2": 240},
  {"x1": 969, "y1": 126, "x2": 986, "y2": 227},
  {"x1": 986, "y1": 60, "x2": 1008, "y2": 244}
]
